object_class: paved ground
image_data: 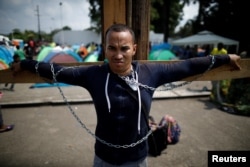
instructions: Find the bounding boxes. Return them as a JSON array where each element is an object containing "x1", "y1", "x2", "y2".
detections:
[
  {"x1": 0, "y1": 82, "x2": 249, "y2": 167},
  {"x1": 0, "y1": 81, "x2": 211, "y2": 106}
]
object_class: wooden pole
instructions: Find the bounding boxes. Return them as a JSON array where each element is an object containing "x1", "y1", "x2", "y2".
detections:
[
  {"x1": 1, "y1": 1, "x2": 249, "y2": 84},
  {"x1": 131, "y1": 0, "x2": 151, "y2": 60},
  {"x1": 101, "y1": 0, "x2": 126, "y2": 60},
  {"x1": 102, "y1": 0, "x2": 151, "y2": 60},
  {"x1": 102, "y1": 0, "x2": 126, "y2": 39},
  {"x1": 1, "y1": 59, "x2": 249, "y2": 83}
]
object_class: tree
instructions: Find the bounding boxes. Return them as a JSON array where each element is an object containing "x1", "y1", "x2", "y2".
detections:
[
  {"x1": 87, "y1": 0, "x2": 185, "y2": 41},
  {"x1": 151, "y1": 0, "x2": 184, "y2": 41},
  {"x1": 87, "y1": 0, "x2": 102, "y2": 33},
  {"x1": 62, "y1": 26, "x2": 72, "y2": 31},
  {"x1": 192, "y1": 0, "x2": 250, "y2": 54},
  {"x1": 11, "y1": 29, "x2": 24, "y2": 40},
  {"x1": 175, "y1": 20, "x2": 194, "y2": 37}
]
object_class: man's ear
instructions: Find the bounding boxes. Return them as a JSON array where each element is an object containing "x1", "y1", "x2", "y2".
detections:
[{"x1": 132, "y1": 44, "x2": 137, "y2": 55}]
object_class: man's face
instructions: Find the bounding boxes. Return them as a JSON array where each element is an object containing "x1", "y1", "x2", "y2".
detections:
[{"x1": 105, "y1": 30, "x2": 137, "y2": 76}]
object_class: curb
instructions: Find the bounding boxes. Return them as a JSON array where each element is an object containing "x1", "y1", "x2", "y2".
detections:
[{"x1": 1, "y1": 93, "x2": 210, "y2": 108}]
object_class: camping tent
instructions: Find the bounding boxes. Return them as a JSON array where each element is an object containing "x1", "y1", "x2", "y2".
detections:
[
  {"x1": 148, "y1": 43, "x2": 177, "y2": 60},
  {"x1": 171, "y1": 31, "x2": 239, "y2": 52},
  {"x1": 0, "y1": 46, "x2": 13, "y2": 66},
  {"x1": 149, "y1": 50, "x2": 176, "y2": 60},
  {"x1": 31, "y1": 49, "x2": 82, "y2": 88},
  {"x1": 42, "y1": 50, "x2": 82, "y2": 63},
  {"x1": 37, "y1": 47, "x2": 82, "y2": 63}
]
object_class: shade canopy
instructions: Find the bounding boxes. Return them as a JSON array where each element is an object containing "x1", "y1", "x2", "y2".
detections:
[{"x1": 171, "y1": 31, "x2": 239, "y2": 52}]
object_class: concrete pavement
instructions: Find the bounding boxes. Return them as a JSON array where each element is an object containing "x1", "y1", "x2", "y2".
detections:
[
  {"x1": 1, "y1": 81, "x2": 249, "y2": 167},
  {"x1": 0, "y1": 81, "x2": 211, "y2": 107}
]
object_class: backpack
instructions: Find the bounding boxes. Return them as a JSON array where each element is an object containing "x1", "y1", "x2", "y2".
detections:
[
  {"x1": 148, "y1": 116, "x2": 168, "y2": 157},
  {"x1": 147, "y1": 115, "x2": 181, "y2": 157},
  {"x1": 159, "y1": 115, "x2": 181, "y2": 144}
]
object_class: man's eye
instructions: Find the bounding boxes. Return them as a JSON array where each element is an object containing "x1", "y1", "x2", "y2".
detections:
[{"x1": 121, "y1": 47, "x2": 129, "y2": 52}]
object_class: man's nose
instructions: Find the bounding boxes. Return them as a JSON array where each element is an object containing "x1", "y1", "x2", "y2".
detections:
[{"x1": 114, "y1": 51, "x2": 123, "y2": 58}]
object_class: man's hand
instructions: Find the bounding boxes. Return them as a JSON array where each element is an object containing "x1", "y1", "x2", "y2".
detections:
[{"x1": 228, "y1": 54, "x2": 242, "y2": 70}]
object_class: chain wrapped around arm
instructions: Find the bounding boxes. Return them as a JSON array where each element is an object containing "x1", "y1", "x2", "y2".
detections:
[
  {"x1": 49, "y1": 63, "x2": 152, "y2": 149},
  {"x1": 48, "y1": 56, "x2": 215, "y2": 148}
]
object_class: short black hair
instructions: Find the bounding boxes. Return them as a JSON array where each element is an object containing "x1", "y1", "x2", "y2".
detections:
[
  {"x1": 218, "y1": 42, "x2": 224, "y2": 50},
  {"x1": 105, "y1": 24, "x2": 135, "y2": 43},
  {"x1": 13, "y1": 54, "x2": 19, "y2": 59},
  {"x1": 13, "y1": 54, "x2": 20, "y2": 62}
]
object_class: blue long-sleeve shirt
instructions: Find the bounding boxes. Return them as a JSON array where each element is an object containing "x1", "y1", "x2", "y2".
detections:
[{"x1": 21, "y1": 55, "x2": 230, "y2": 165}]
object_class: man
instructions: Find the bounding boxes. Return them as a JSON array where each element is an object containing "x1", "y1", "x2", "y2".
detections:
[
  {"x1": 14, "y1": 45, "x2": 26, "y2": 60},
  {"x1": 210, "y1": 42, "x2": 229, "y2": 103},
  {"x1": 5, "y1": 54, "x2": 21, "y2": 91},
  {"x1": 12, "y1": 24, "x2": 241, "y2": 166},
  {"x1": 0, "y1": 92, "x2": 14, "y2": 133},
  {"x1": 211, "y1": 42, "x2": 228, "y2": 55}
]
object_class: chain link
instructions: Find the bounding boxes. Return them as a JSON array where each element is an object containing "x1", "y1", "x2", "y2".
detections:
[
  {"x1": 120, "y1": 55, "x2": 215, "y2": 91},
  {"x1": 35, "y1": 62, "x2": 40, "y2": 75},
  {"x1": 50, "y1": 64, "x2": 152, "y2": 149},
  {"x1": 45, "y1": 56, "x2": 215, "y2": 149}
]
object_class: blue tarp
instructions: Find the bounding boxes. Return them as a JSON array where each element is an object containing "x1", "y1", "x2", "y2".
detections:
[{"x1": 0, "y1": 46, "x2": 13, "y2": 65}]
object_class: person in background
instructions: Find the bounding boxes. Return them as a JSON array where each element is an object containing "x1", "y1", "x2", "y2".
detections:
[
  {"x1": 211, "y1": 42, "x2": 228, "y2": 55},
  {"x1": 182, "y1": 45, "x2": 193, "y2": 59},
  {"x1": 14, "y1": 45, "x2": 26, "y2": 60},
  {"x1": 197, "y1": 44, "x2": 211, "y2": 57},
  {"x1": 0, "y1": 92, "x2": 14, "y2": 133},
  {"x1": 5, "y1": 54, "x2": 21, "y2": 91},
  {"x1": 77, "y1": 44, "x2": 88, "y2": 60},
  {"x1": 24, "y1": 37, "x2": 36, "y2": 60},
  {"x1": 210, "y1": 42, "x2": 229, "y2": 103},
  {"x1": 11, "y1": 24, "x2": 241, "y2": 167},
  {"x1": 1, "y1": 38, "x2": 9, "y2": 46}
]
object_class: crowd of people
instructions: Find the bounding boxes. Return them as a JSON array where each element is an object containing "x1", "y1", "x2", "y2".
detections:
[{"x1": 175, "y1": 42, "x2": 230, "y2": 60}]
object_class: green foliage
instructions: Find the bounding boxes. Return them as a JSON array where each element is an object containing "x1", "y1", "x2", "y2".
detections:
[
  {"x1": 3, "y1": 0, "x2": 249, "y2": 53},
  {"x1": 6, "y1": 26, "x2": 72, "y2": 43},
  {"x1": 87, "y1": 0, "x2": 185, "y2": 37},
  {"x1": 150, "y1": 0, "x2": 184, "y2": 36},
  {"x1": 62, "y1": 26, "x2": 72, "y2": 31},
  {"x1": 87, "y1": 0, "x2": 102, "y2": 34},
  {"x1": 227, "y1": 78, "x2": 250, "y2": 109},
  {"x1": 189, "y1": 0, "x2": 249, "y2": 53},
  {"x1": 210, "y1": 78, "x2": 250, "y2": 116}
]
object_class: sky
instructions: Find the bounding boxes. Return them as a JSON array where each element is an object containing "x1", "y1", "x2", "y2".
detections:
[
  {"x1": 0, "y1": 0, "x2": 198, "y2": 35},
  {"x1": 0, "y1": 0, "x2": 91, "y2": 34},
  {"x1": 175, "y1": 2, "x2": 199, "y2": 31}
]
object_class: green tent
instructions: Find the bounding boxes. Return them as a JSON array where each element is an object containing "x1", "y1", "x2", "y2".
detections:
[
  {"x1": 37, "y1": 46, "x2": 53, "y2": 61},
  {"x1": 149, "y1": 50, "x2": 176, "y2": 60}
]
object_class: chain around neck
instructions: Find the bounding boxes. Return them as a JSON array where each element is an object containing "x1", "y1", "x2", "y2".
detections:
[
  {"x1": 119, "y1": 55, "x2": 215, "y2": 91},
  {"x1": 36, "y1": 56, "x2": 215, "y2": 149}
]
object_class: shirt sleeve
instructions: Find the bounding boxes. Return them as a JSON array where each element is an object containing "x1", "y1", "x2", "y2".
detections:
[
  {"x1": 20, "y1": 59, "x2": 88, "y2": 85},
  {"x1": 145, "y1": 55, "x2": 230, "y2": 86}
]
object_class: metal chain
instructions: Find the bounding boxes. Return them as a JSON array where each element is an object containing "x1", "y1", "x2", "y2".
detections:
[
  {"x1": 49, "y1": 64, "x2": 153, "y2": 149},
  {"x1": 120, "y1": 55, "x2": 215, "y2": 91},
  {"x1": 37, "y1": 56, "x2": 215, "y2": 149},
  {"x1": 35, "y1": 62, "x2": 40, "y2": 75}
]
